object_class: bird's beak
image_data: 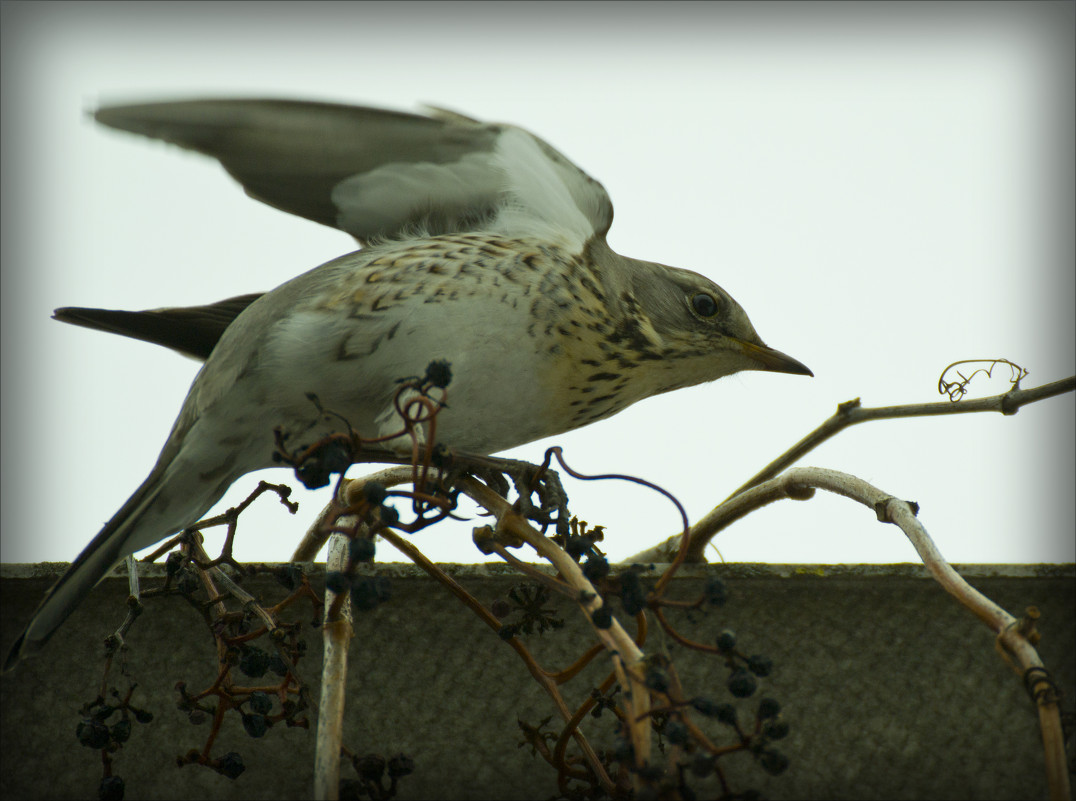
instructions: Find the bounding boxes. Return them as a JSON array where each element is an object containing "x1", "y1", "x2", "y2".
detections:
[{"x1": 738, "y1": 340, "x2": 814, "y2": 377}]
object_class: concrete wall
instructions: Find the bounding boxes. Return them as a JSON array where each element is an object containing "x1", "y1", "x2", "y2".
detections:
[{"x1": 2, "y1": 563, "x2": 1072, "y2": 800}]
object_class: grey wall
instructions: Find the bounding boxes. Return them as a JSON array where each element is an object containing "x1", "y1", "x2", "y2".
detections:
[{"x1": 2, "y1": 563, "x2": 1072, "y2": 800}]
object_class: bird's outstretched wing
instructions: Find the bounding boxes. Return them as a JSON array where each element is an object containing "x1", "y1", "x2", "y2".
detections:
[
  {"x1": 53, "y1": 293, "x2": 263, "y2": 361},
  {"x1": 94, "y1": 99, "x2": 614, "y2": 251}
]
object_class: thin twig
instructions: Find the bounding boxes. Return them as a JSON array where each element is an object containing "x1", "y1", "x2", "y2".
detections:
[
  {"x1": 730, "y1": 375, "x2": 1074, "y2": 501},
  {"x1": 627, "y1": 375, "x2": 1075, "y2": 564},
  {"x1": 376, "y1": 518, "x2": 617, "y2": 794}
]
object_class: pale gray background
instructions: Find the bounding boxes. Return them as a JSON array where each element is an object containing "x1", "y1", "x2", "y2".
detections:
[{"x1": 2, "y1": 1, "x2": 1073, "y2": 568}]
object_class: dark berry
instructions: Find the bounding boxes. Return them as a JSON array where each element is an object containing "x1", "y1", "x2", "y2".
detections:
[
  {"x1": 758, "y1": 697, "x2": 781, "y2": 719},
  {"x1": 747, "y1": 654, "x2": 773, "y2": 677},
  {"x1": 356, "y1": 753, "x2": 386, "y2": 781},
  {"x1": 715, "y1": 629, "x2": 737, "y2": 652},
  {"x1": 98, "y1": 775, "x2": 125, "y2": 801},
  {"x1": 217, "y1": 752, "x2": 245, "y2": 780},
  {"x1": 590, "y1": 606, "x2": 613, "y2": 629},
  {"x1": 325, "y1": 571, "x2": 351, "y2": 594},
  {"x1": 565, "y1": 535, "x2": 588, "y2": 560},
  {"x1": 276, "y1": 563, "x2": 304, "y2": 590},
  {"x1": 110, "y1": 719, "x2": 132, "y2": 744},
  {"x1": 351, "y1": 576, "x2": 391, "y2": 611},
  {"x1": 77, "y1": 718, "x2": 111, "y2": 749},
  {"x1": 583, "y1": 555, "x2": 610, "y2": 581},
  {"x1": 296, "y1": 463, "x2": 331, "y2": 490},
  {"x1": 176, "y1": 568, "x2": 200, "y2": 596},
  {"x1": 763, "y1": 719, "x2": 790, "y2": 741},
  {"x1": 425, "y1": 359, "x2": 453, "y2": 388},
  {"x1": 727, "y1": 668, "x2": 757, "y2": 698},
  {"x1": 269, "y1": 653, "x2": 290, "y2": 677},
  {"x1": 165, "y1": 551, "x2": 185, "y2": 577},
  {"x1": 704, "y1": 577, "x2": 728, "y2": 606},
  {"x1": 248, "y1": 691, "x2": 273, "y2": 715},
  {"x1": 242, "y1": 713, "x2": 268, "y2": 738},
  {"x1": 759, "y1": 748, "x2": 790, "y2": 776},
  {"x1": 644, "y1": 667, "x2": 670, "y2": 693},
  {"x1": 349, "y1": 537, "x2": 376, "y2": 563},
  {"x1": 92, "y1": 704, "x2": 115, "y2": 721},
  {"x1": 387, "y1": 753, "x2": 415, "y2": 778},
  {"x1": 133, "y1": 708, "x2": 153, "y2": 724},
  {"x1": 663, "y1": 719, "x2": 689, "y2": 746},
  {"x1": 319, "y1": 440, "x2": 353, "y2": 475},
  {"x1": 716, "y1": 703, "x2": 738, "y2": 725},
  {"x1": 363, "y1": 481, "x2": 388, "y2": 505},
  {"x1": 690, "y1": 752, "x2": 714, "y2": 777},
  {"x1": 620, "y1": 572, "x2": 647, "y2": 616},
  {"x1": 239, "y1": 647, "x2": 270, "y2": 678}
]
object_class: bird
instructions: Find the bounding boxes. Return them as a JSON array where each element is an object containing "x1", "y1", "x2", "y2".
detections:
[{"x1": 6, "y1": 98, "x2": 812, "y2": 669}]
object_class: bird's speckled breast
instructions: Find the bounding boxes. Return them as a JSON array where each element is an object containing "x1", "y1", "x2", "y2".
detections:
[{"x1": 291, "y1": 233, "x2": 615, "y2": 453}]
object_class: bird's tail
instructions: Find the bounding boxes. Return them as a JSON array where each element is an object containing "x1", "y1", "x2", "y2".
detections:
[
  {"x1": 4, "y1": 463, "x2": 208, "y2": 670},
  {"x1": 52, "y1": 293, "x2": 262, "y2": 361}
]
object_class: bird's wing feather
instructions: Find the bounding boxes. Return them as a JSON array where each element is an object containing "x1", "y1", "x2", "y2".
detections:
[{"x1": 93, "y1": 98, "x2": 614, "y2": 249}]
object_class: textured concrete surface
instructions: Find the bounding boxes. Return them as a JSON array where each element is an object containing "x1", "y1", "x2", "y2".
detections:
[{"x1": 2, "y1": 563, "x2": 1073, "y2": 800}]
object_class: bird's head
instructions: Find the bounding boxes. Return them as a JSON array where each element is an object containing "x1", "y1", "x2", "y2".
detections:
[{"x1": 603, "y1": 255, "x2": 812, "y2": 400}]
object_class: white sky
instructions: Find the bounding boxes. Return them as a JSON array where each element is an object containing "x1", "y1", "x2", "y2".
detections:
[{"x1": 1, "y1": 1, "x2": 1073, "y2": 569}]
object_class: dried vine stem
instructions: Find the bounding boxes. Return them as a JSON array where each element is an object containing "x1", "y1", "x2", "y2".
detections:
[
  {"x1": 879, "y1": 493, "x2": 1068, "y2": 801},
  {"x1": 301, "y1": 473, "x2": 620, "y2": 794},
  {"x1": 290, "y1": 466, "x2": 418, "y2": 562},
  {"x1": 314, "y1": 533, "x2": 354, "y2": 801},
  {"x1": 679, "y1": 466, "x2": 1070, "y2": 801},
  {"x1": 370, "y1": 526, "x2": 617, "y2": 795},
  {"x1": 729, "y1": 375, "x2": 1074, "y2": 503},
  {"x1": 632, "y1": 478, "x2": 816, "y2": 565},
  {"x1": 630, "y1": 375, "x2": 1075, "y2": 564},
  {"x1": 454, "y1": 476, "x2": 653, "y2": 774}
]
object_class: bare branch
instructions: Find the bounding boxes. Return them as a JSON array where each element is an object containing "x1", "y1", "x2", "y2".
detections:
[
  {"x1": 640, "y1": 466, "x2": 1071, "y2": 801},
  {"x1": 315, "y1": 534, "x2": 354, "y2": 801},
  {"x1": 628, "y1": 375, "x2": 1075, "y2": 565},
  {"x1": 729, "y1": 375, "x2": 1074, "y2": 503}
]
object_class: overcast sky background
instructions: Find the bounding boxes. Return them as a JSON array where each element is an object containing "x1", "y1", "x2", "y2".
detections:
[{"x1": 2, "y1": 2, "x2": 1073, "y2": 570}]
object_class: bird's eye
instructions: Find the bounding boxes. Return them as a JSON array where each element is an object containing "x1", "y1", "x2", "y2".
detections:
[{"x1": 691, "y1": 292, "x2": 719, "y2": 318}]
